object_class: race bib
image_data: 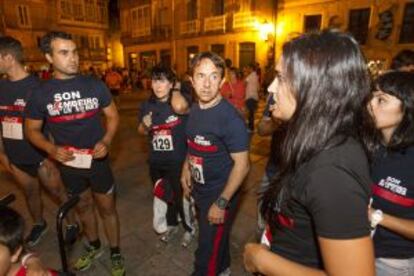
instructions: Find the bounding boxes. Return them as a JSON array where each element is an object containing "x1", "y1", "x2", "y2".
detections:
[
  {"x1": 189, "y1": 155, "x2": 205, "y2": 184},
  {"x1": 152, "y1": 129, "x2": 174, "y2": 151},
  {"x1": 1, "y1": 116, "x2": 23, "y2": 140},
  {"x1": 63, "y1": 147, "x2": 93, "y2": 169}
]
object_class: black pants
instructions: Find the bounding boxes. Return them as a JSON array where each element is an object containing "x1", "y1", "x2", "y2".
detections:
[
  {"x1": 150, "y1": 161, "x2": 192, "y2": 232},
  {"x1": 245, "y1": 98, "x2": 258, "y2": 131},
  {"x1": 192, "y1": 190, "x2": 239, "y2": 276}
]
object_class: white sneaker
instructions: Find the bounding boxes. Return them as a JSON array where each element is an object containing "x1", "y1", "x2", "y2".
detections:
[
  {"x1": 218, "y1": 268, "x2": 231, "y2": 276},
  {"x1": 160, "y1": 226, "x2": 179, "y2": 243},
  {"x1": 181, "y1": 230, "x2": 195, "y2": 248}
]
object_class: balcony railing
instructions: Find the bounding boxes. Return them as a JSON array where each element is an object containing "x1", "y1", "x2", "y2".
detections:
[
  {"x1": 233, "y1": 12, "x2": 256, "y2": 29},
  {"x1": 180, "y1": 19, "x2": 200, "y2": 35},
  {"x1": 204, "y1": 15, "x2": 226, "y2": 32},
  {"x1": 132, "y1": 26, "x2": 151, "y2": 38}
]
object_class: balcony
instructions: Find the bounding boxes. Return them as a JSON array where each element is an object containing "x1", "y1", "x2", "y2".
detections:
[
  {"x1": 132, "y1": 26, "x2": 151, "y2": 38},
  {"x1": 233, "y1": 11, "x2": 256, "y2": 29},
  {"x1": 204, "y1": 15, "x2": 226, "y2": 33},
  {"x1": 180, "y1": 19, "x2": 200, "y2": 35}
]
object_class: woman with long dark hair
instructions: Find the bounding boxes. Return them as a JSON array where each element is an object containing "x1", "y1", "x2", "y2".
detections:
[
  {"x1": 363, "y1": 71, "x2": 414, "y2": 275},
  {"x1": 243, "y1": 30, "x2": 375, "y2": 275}
]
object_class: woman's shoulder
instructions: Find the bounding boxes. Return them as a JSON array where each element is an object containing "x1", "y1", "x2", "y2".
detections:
[{"x1": 315, "y1": 136, "x2": 367, "y2": 166}]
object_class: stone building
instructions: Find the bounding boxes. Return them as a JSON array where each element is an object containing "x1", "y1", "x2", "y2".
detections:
[
  {"x1": 120, "y1": 0, "x2": 277, "y2": 77},
  {"x1": 119, "y1": 0, "x2": 414, "y2": 76},
  {"x1": 277, "y1": 0, "x2": 414, "y2": 71},
  {"x1": 0, "y1": 0, "x2": 111, "y2": 71}
]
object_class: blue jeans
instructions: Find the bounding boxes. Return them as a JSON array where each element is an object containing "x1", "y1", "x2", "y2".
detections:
[{"x1": 376, "y1": 257, "x2": 414, "y2": 276}]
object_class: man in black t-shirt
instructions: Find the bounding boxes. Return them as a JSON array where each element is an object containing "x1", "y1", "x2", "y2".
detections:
[
  {"x1": 0, "y1": 36, "x2": 76, "y2": 247},
  {"x1": 181, "y1": 52, "x2": 250, "y2": 276},
  {"x1": 25, "y1": 32, "x2": 124, "y2": 276}
]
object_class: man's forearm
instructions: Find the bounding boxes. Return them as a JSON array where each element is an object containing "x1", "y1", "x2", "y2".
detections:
[
  {"x1": 26, "y1": 129, "x2": 56, "y2": 155},
  {"x1": 102, "y1": 115, "x2": 119, "y2": 146},
  {"x1": 220, "y1": 152, "x2": 250, "y2": 200}
]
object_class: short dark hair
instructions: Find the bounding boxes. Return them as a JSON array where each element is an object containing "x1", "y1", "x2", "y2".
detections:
[
  {"x1": 0, "y1": 36, "x2": 24, "y2": 64},
  {"x1": 151, "y1": 64, "x2": 177, "y2": 83},
  {"x1": 190, "y1": 51, "x2": 225, "y2": 79},
  {"x1": 363, "y1": 71, "x2": 414, "y2": 152},
  {"x1": 390, "y1": 50, "x2": 414, "y2": 70},
  {"x1": 39, "y1": 31, "x2": 73, "y2": 54},
  {"x1": 0, "y1": 206, "x2": 24, "y2": 254}
]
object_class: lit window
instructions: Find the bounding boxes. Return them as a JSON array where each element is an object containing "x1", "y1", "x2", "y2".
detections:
[
  {"x1": 348, "y1": 8, "x2": 371, "y2": 45},
  {"x1": 399, "y1": 3, "x2": 414, "y2": 44},
  {"x1": 17, "y1": 5, "x2": 30, "y2": 27}
]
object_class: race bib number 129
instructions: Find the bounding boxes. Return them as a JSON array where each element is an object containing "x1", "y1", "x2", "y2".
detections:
[{"x1": 152, "y1": 129, "x2": 174, "y2": 151}]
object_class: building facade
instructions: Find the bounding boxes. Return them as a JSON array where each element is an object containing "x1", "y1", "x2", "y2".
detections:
[
  {"x1": 120, "y1": 0, "x2": 413, "y2": 76},
  {"x1": 0, "y1": 0, "x2": 111, "y2": 70},
  {"x1": 276, "y1": 0, "x2": 414, "y2": 70},
  {"x1": 120, "y1": 0, "x2": 277, "y2": 77}
]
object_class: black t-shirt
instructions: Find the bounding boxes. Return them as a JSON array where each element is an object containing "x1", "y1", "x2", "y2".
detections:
[
  {"x1": 0, "y1": 75, "x2": 46, "y2": 164},
  {"x1": 138, "y1": 99, "x2": 188, "y2": 164},
  {"x1": 25, "y1": 75, "x2": 112, "y2": 149},
  {"x1": 371, "y1": 146, "x2": 414, "y2": 259},
  {"x1": 186, "y1": 99, "x2": 249, "y2": 195},
  {"x1": 269, "y1": 137, "x2": 371, "y2": 268}
]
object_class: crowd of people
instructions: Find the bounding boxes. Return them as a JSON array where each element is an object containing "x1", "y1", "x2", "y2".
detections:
[{"x1": 0, "y1": 28, "x2": 413, "y2": 276}]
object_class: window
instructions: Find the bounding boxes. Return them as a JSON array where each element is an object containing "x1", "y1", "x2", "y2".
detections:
[
  {"x1": 17, "y1": 5, "x2": 30, "y2": 27},
  {"x1": 187, "y1": 46, "x2": 199, "y2": 71},
  {"x1": 160, "y1": 49, "x2": 171, "y2": 67},
  {"x1": 237, "y1": 0, "x2": 256, "y2": 12},
  {"x1": 348, "y1": 8, "x2": 370, "y2": 45},
  {"x1": 212, "y1": 0, "x2": 224, "y2": 16},
  {"x1": 121, "y1": 10, "x2": 129, "y2": 33},
  {"x1": 157, "y1": 0, "x2": 169, "y2": 27},
  {"x1": 73, "y1": 0, "x2": 84, "y2": 21},
  {"x1": 60, "y1": 0, "x2": 72, "y2": 19},
  {"x1": 97, "y1": 0, "x2": 107, "y2": 23},
  {"x1": 81, "y1": 36, "x2": 89, "y2": 48},
  {"x1": 85, "y1": 0, "x2": 95, "y2": 22},
  {"x1": 211, "y1": 44, "x2": 225, "y2": 58},
  {"x1": 131, "y1": 5, "x2": 151, "y2": 37},
  {"x1": 239, "y1": 42, "x2": 255, "y2": 69},
  {"x1": 304, "y1": 15, "x2": 322, "y2": 32},
  {"x1": 399, "y1": 3, "x2": 414, "y2": 44},
  {"x1": 187, "y1": 0, "x2": 197, "y2": 20}
]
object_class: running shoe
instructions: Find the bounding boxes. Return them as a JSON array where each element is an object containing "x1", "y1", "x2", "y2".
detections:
[
  {"x1": 25, "y1": 220, "x2": 48, "y2": 247},
  {"x1": 73, "y1": 244, "x2": 104, "y2": 271},
  {"x1": 65, "y1": 224, "x2": 80, "y2": 245},
  {"x1": 181, "y1": 230, "x2": 195, "y2": 248},
  {"x1": 160, "y1": 226, "x2": 179, "y2": 243},
  {"x1": 111, "y1": 253, "x2": 126, "y2": 276}
]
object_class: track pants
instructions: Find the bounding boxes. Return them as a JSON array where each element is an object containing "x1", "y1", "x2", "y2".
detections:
[{"x1": 192, "y1": 190, "x2": 239, "y2": 276}]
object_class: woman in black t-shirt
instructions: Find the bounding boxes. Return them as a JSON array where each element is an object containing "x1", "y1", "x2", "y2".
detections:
[
  {"x1": 137, "y1": 65, "x2": 195, "y2": 246},
  {"x1": 363, "y1": 71, "x2": 414, "y2": 275},
  {"x1": 243, "y1": 30, "x2": 375, "y2": 275}
]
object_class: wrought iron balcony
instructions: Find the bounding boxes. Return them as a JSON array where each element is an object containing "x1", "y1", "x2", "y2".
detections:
[
  {"x1": 204, "y1": 14, "x2": 226, "y2": 33},
  {"x1": 233, "y1": 11, "x2": 257, "y2": 29},
  {"x1": 180, "y1": 19, "x2": 200, "y2": 35}
]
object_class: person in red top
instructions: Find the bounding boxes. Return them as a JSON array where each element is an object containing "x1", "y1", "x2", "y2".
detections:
[
  {"x1": 0, "y1": 205, "x2": 57, "y2": 276},
  {"x1": 220, "y1": 67, "x2": 245, "y2": 114}
]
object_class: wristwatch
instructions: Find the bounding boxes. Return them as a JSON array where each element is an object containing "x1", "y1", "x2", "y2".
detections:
[
  {"x1": 370, "y1": 209, "x2": 384, "y2": 229},
  {"x1": 215, "y1": 196, "x2": 229, "y2": 210}
]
